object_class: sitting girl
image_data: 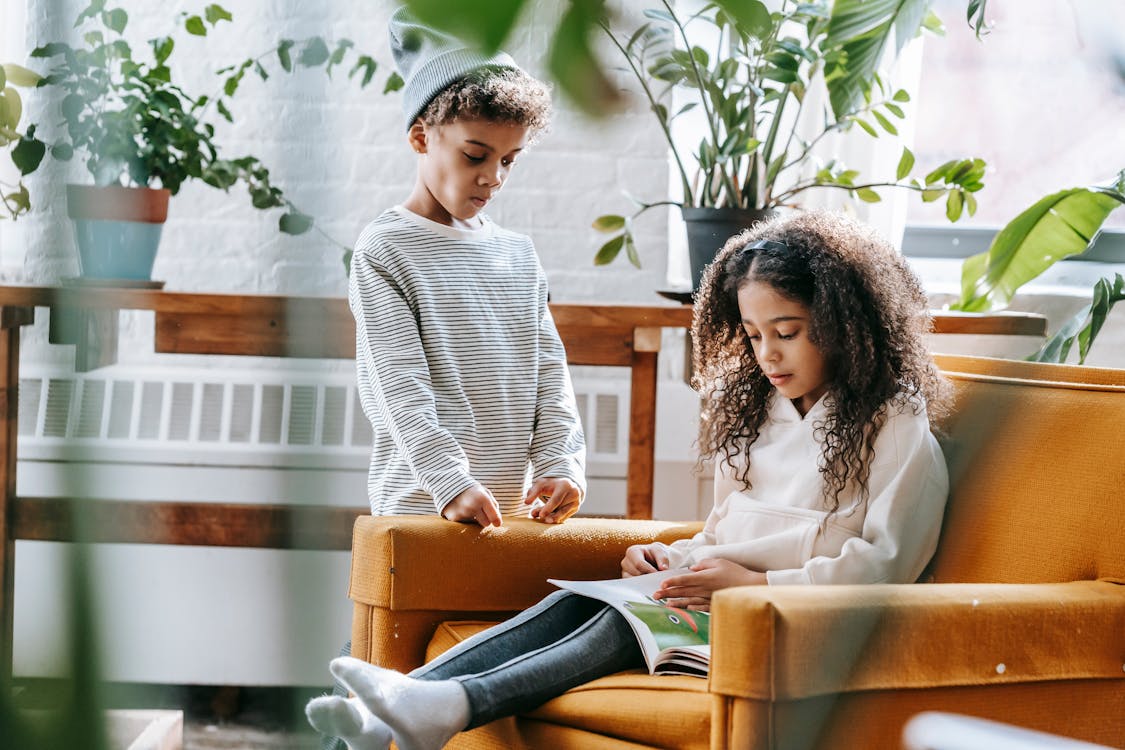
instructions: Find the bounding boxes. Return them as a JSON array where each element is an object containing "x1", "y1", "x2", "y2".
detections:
[{"x1": 306, "y1": 210, "x2": 951, "y2": 750}]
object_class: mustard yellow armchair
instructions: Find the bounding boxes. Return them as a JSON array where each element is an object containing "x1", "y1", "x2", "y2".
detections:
[{"x1": 347, "y1": 356, "x2": 1125, "y2": 749}]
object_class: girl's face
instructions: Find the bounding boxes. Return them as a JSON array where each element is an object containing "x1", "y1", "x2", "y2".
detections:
[
  {"x1": 736, "y1": 280, "x2": 831, "y2": 417},
  {"x1": 405, "y1": 118, "x2": 529, "y2": 229}
]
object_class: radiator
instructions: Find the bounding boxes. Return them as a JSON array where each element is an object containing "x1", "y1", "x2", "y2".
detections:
[{"x1": 13, "y1": 364, "x2": 640, "y2": 686}]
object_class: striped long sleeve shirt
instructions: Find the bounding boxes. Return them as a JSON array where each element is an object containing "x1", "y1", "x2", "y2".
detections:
[{"x1": 349, "y1": 206, "x2": 587, "y2": 516}]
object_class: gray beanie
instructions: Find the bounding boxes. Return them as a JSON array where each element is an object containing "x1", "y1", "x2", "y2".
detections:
[{"x1": 389, "y1": 6, "x2": 519, "y2": 130}]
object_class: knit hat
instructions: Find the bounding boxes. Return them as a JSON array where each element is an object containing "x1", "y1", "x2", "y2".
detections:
[{"x1": 388, "y1": 6, "x2": 519, "y2": 130}]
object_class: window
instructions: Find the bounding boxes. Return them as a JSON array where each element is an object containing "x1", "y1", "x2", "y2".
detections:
[{"x1": 905, "y1": 0, "x2": 1125, "y2": 259}]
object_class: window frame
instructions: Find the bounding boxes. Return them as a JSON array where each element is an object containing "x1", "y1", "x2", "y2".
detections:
[{"x1": 902, "y1": 225, "x2": 1125, "y2": 264}]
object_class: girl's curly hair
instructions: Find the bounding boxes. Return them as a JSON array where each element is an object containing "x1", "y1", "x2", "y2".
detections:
[
  {"x1": 420, "y1": 66, "x2": 551, "y2": 141},
  {"x1": 692, "y1": 210, "x2": 950, "y2": 516}
]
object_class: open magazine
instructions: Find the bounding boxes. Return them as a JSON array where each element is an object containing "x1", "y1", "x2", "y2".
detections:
[{"x1": 549, "y1": 569, "x2": 710, "y2": 677}]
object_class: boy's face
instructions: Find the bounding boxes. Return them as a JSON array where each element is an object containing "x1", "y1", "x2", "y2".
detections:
[{"x1": 406, "y1": 118, "x2": 529, "y2": 227}]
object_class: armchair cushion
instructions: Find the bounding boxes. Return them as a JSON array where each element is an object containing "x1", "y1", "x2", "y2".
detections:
[
  {"x1": 709, "y1": 580, "x2": 1125, "y2": 701},
  {"x1": 427, "y1": 620, "x2": 711, "y2": 750}
]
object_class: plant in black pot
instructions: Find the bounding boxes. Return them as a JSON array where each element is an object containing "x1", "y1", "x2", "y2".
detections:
[
  {"x1": 592, "y1": 0, "x2": 986, "y2": 292},
  {"x1": 20, "y1": 1, "x2": 391, "y2": 281}
]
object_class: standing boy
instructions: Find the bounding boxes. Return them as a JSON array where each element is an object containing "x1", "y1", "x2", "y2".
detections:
[{"x1": 351, "y1": 7, "x2": 586, "y2": 527}]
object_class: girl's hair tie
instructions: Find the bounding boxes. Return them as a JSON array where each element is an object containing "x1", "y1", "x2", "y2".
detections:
[{"x1": 745, "y1": 239, "x2": 789, "y2": 253}]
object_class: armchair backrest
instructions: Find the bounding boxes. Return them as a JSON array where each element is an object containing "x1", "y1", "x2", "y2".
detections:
[{"x1": 928, "y1": 355, "x2": 1125, "y2": 585}]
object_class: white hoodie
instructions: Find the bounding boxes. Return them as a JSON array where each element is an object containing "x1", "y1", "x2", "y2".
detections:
[{"x1": 664, "y1": 392, "x2": 949, "y2": 585}]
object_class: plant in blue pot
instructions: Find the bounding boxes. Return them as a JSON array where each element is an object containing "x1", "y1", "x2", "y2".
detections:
[{"x1": 23, "y1": 1, "x2": 392, "y2": 281}]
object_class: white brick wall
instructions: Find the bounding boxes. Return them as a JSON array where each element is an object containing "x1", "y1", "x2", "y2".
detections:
[
  {"x1": 1, "y1": 0, "x2": 702, "y2": 514},
  {"x1": 3, "y1": 0, "x2": 671, "y2": 314}
]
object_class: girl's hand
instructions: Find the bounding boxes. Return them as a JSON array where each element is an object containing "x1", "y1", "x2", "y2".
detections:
[
  {"x1": 651, "y1": 558, "x2": 766, "y2": 611},
  {"x1": 442, "y1": 484, "x2": 503, "y2": 527},
  {"x1": 523, "y1": 477, "x2": 583, "y2": 524},
  {"x1": 621, "y1": 543, "x2": 670, "y2": 577}
]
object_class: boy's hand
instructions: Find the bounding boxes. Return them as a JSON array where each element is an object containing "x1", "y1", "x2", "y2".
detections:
[
  {"x1": 651, "y1": 558, "x2": 766, "y2": 612},
  {"x1": 442, "y1": 484, "x2": 503, "y2": 527},
  {"x1": 523, "y1": 477, "x2": 583, "y2": 524},
  {"x1": 621, "y1": 543, "x2": 670, "y2": 577}
]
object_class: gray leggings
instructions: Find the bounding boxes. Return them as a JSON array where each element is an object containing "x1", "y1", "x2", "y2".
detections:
[{"x1": 412, "y1": 590, "x2": 644, "y2": 728}]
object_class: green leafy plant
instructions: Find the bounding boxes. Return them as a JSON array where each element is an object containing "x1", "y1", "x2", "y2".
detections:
[
  {"x1": 16, "y1": 0, "x2": 399, "y2": 246},
  {"x1": 590, "y1": 0, "x2": 987, "y2": 266},
  {"x1": 1, "y1": 62, "x2": 43, "y2": 219},
  {"x1": 952, "y1": 169, "x2": 1125, "y2": 364}
]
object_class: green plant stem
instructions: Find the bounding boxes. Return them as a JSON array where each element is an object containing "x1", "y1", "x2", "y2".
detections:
[
  {"x1": 775, "y1": 178, "x2": 937, "y2": 205},
  {"x1": 663, "y1": 0, "x2": 738, "y2": 205},
  {"x1": 758, "y1": 90, "x2": 789, "y2": 205},
  {"x1": 598, "y1": 20, "x2": 693, "y2": 204},
  {"x1": 778, "y1": 90, "x2": 901, "y2": 178},
  {"x1": 195, "y1": 42, "x2": 288, "y2": 119},
  {"x1": 755, "y1": 6, "x2": 792, "y2": 204}
]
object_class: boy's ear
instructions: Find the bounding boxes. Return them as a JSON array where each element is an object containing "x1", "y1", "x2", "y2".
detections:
[{"x1": 407, "y1": 121, "x2": 427, "y2": 154}]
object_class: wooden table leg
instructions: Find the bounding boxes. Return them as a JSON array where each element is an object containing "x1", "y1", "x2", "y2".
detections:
[
  {"x1": 0, "y1": 307, "x2": 31, "y2": 677},
  {"x1": 626, "y1": 327, "x2": 662, "y2": 519}
]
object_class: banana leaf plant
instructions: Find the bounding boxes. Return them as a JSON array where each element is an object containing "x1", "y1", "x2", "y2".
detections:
[{"x1": 952, "y1": 169, "x2": 1125, "y2": 364}]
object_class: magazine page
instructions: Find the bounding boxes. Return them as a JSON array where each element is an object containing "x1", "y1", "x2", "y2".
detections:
[{"x1": 548, "y1": 570, "x2": 710, "y2": 675}]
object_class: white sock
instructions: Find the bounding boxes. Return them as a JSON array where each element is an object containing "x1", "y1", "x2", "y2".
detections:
[
  {"x1": 330, "y1": 656, "x2": 470, "y2": 750},
  {"x1": 305, "y1": 694, "x2": 392, "y2": 750}
]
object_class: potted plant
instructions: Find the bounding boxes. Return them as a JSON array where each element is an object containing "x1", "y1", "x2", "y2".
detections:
[
  {"x1": 591, "y1": 0, "x2": 986, "y2": 290},
  {"x1": 18, "y1": 1, "x2": 393, "y2": 281},
  {"x1": 951, "y1": 168, "x2": 1125, "y2": 364}
]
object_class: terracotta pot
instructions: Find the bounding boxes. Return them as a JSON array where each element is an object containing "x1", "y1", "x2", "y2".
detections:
[
  {"x1": 66, "y1": 184, "x2": 171, "y2": 280},
  {"x1": 681, "y1": 207, "x2": 776, "y2": 291}
]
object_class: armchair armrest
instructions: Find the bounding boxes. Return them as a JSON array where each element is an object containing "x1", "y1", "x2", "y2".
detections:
[
  {"x1": 348, "y1": 515, "x2": 701, "y2": 671},
  {"x1": 709, "y1": 580, "x2": 1125, "y2": 701}
]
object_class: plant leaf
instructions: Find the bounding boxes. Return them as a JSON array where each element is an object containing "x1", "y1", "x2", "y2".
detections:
[
  {"x1": 404, "y1": 0, "x2": 524, "y2": 53},
  {"x1": 824, "y1": 0, "x2": 931, "y2": 119},
  {"x1": 854, "y1": 117, "x2": 878, "y2": 137},
  {"x1": 548, "y1": 0, "x2": 621, "y2": 118},
  {"x1": 3, "y1": 64, "x2": 42, "y2": 87},
  {"x1": 279, "y1": 211, "x2": 314, "y2": 234},
  {"x1": 383, "y1": 70, "x2": 403, "y2": 93},
  {"x1": 103, "y1": 8, "x2": 128, "y2": 34},
  {"x1": 594, "y1": 234, "x2": 626, "y2": 266},
  {"x1": 624, "y1": 232, "x2": 641, "y2": 268},
  {"x1": 955, "y1": 184, "x2": 1125, "y2": 312},
  {"x1": 714, "y1": 0, "x2": 771, "y2": 39},
  {"x1": 150, "y1": 36, "x2": 174, "y2": 64},
  {"x1": 945, "y1": 189, "x2": 963, "y2": 221},
  {"x1": 11, "y1": 133, "x2": 45, "y2": 175},
  {"x1": 205, "y1": 4, "x2": 233, "y2": 25},
  {"x1": 184, "y1": 15, "x2": 206, "y2": 36},
  {"x1": 856, "y1": 187, "x2": 882, "y2": 203},
  {"x1": 299, "y1": 37, "x2": 330, "y2": 67},
  {"x1": 277, "y1": 39, "x2": 294, "y2": 72},
  {"x1": 1028, "y1": 300, "x2": 1087, "y2": 364},
  {"x1": 896, "y1": 146, "x2": 914, "y2": 180},
  {"x1": 592, "y1": 214, "x2": 626, "y2": 232},
  {"x1": 1076, "y1": 273, "x2": 1124, "y2": 363},
  {"x1": 872, "y1": 109, "x2": 898, "y2": 135}
]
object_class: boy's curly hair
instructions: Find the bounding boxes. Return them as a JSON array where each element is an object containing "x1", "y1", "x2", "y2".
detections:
[
  {"x1": 420, "y1": 66, "x2": 551, "y2": 140},
  {"x1": 692, "y1": 210, "x2": 950, "y2": 516}
]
